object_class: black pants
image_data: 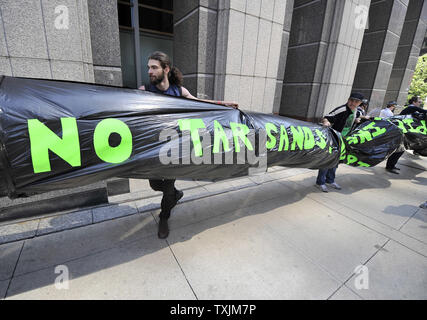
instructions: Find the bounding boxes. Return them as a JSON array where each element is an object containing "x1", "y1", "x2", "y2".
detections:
[
  {"x1": 386, "y1": 151, "x2": 404, "y2": 169},
  {"x1": 149, "y1": 179, "x2": 177, "y2": 219}
]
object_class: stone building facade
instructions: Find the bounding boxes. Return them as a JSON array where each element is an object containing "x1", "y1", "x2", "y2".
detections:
[{"x1": 1, "y1": 0, "x2": 425, "y2": 115}]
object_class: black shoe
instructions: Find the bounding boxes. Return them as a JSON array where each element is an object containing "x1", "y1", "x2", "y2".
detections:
[
  {"x1": 158, "y1": 217, "x2": 169, "y2": 239},
  {"x1": 158, "y1": 190, "x2": 184, "y2": 219},
  {"x1": 386, "y1": 168, "x2": 399, "y2": 174},
  {"x1": 393, "y1": 166, "x2": 400, "y2": 170},
  {"x1": 169, "y1": 189, "x2": 184, "y2": 210},
  {"x1": 175, "y1": 189, "x2": 184, "y2": 203}
]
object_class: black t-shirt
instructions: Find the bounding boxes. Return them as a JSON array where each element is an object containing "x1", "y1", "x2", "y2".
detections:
[
  {"x1": 400, "y1": 105, "x2": 426, "y2": 115},
  {"x1": 145, "y1": 83, "x2": 182, "y2": 97},
  {"x1": 324, "y1": 104, "x2": 361, "y2": 133}
]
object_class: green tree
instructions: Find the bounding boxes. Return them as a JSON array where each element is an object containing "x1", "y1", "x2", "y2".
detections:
[{"x1": 408, "y1": 53, "x2": 427, "y2": 104}]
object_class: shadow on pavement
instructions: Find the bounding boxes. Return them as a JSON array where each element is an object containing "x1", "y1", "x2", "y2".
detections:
[
  {"x1": 4, "y1": 158, "x2": 426, "y2": 298},
  {"x1": 4, "y1": 180, "x2": 313, "y2": 298}
]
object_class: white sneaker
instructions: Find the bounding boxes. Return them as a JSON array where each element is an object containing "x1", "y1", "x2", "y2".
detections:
[
  {"x1": 327, "y1": 182, "x2": 342, "y2": 190},
  {"x1": 316, "y1": 184, "x2": 328, "y2": 193}
]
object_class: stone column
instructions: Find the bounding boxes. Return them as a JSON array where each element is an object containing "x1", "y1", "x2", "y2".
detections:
[
  {"x1": 352, "y1": 0, "x2": 408, "y2": 109},
  {"x1": 87, "y1": 0, "x2": 122, "y2": 86},
  {"x1": 216, "y1": 0, "x2": 289, "y2": 113},
  {"x1": 280, "y1": 0, "x2": 369, "y2": 121},
  {"x1": 173, "y1": 0, "x2": 218, "y2": 100},
  {"x1": 273, "y1": 0, "x2": 294, "y2": 113},
  {"x1": 174, "y1": 0, "x2": 290, "y2": 113},
  {"x1": 385, "y1": 0, "x2": 427, "y2": 106},
  {"x1": 0, "y1": 0, "x2": 94, "y2": 83}
]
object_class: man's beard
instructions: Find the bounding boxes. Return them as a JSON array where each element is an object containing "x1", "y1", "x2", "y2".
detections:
[{"x1": 150, "y1": 70, "x2": 165, "y2": 85}]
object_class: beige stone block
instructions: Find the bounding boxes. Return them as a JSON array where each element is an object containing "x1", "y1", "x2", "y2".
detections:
[
  {"x1": 263, "y1": 78, "x2": 276, "y2": 113},
  {"x1": 241, "y1": 15, "x2": 259, "y2": 76},
  {"x1": 260, "y1": 0, "x2": 274, "y2": 20},
  {"x1": 246, "y1": 0, "x2": 261, "y2": 16},
  {"x1": 226, "y1": 10, "x2": 245, "y2": 75},
  {"x1": 10, "y1": 57, "x2": 51, "y2": 78},
  {"x1": 251, "y1": 77, "x2": 266, "y2": 112},
  {"x1": 267, "y1": 22, "x2": 283, "y2": 78},
  {"x1": 224, "y1": 74, "x2": 241, "y2": 102},
  {"x1": 254, "y1": 19, "x2": 272, "y2": 77},
  {"x1": 230, "y1": 0, "x2": 247, "y2": 12},
  {"x1": 273, "y1": 0, "x2": 286, "y2": 24},
  {"x1": 238, "y1": 75, "x2": 254, "y2": 109}
]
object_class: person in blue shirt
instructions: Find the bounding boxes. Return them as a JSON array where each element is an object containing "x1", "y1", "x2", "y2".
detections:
[{"x1": 139, "y1": 51, "x2": 238, "y2": 239}]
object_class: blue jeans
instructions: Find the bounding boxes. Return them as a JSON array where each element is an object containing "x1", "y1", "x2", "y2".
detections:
[{"x1": 316, "y1": 167, "x2": 337, "y2": 185}]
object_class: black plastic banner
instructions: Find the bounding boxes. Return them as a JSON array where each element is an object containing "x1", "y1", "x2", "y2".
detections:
[{"x1": 0, "y1": 76, "x2": 425, "y2": 199}]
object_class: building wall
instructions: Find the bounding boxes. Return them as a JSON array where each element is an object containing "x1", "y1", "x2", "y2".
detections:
[
  {"x1": 352, "y1": 0, "x2": 409, "y2": 109},
  {"x1": 173, "y1": 0, "x2": 218, "y2": 100},
  {"x1": 174, "y1": 0, "x2": 291, "y2": 113},
  {"x1": 280, "y1": 0, "x2": 370, "y2": 121},
  {"x1": 318, "y1": 0, "x2": 370, "y2": 115},
  {"x1": 0, "y1": 0, "x2": 94, "y2": 82},
  {"x1": 215, "y1": 0, "x2": 289, "y2": 113},
  {"x1": 385, "y1": 0, "x2": 427, "y2": 106},
  {"x1": 87, "y1": 0, "x2": 122, "y2": 86}
]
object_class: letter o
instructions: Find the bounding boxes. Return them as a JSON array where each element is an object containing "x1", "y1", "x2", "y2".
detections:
[{"x1": 93, "y1": 119, "x2": 132, "y2": 163}]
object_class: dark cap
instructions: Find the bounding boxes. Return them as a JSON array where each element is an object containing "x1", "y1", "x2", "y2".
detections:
[
  {"x1": 349, "y1": 92, "x2": 364, "y2": 101},
  {"x1": 387, "y1": 101, "x2": 397, "y2": 107}
]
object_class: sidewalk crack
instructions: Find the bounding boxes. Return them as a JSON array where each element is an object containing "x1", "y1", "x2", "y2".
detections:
[
  {"x1": 398, "y1": 208, "x2": 419, "y2": 231},
  {"x1": 4, "y1": 241, "x2": 25, "y2": 298},
  {"x1": 166, "y1": 239, "x2": 199, "y2": 300}
]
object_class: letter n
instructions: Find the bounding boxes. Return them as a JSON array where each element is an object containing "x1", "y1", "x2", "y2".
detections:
[{"x1": 28, "y1": 118, "x2": 81, "y2": 173}]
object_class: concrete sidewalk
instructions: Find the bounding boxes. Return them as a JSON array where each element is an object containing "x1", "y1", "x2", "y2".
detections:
[{"x1": 0, "y1": 152, "x2": 426, "y2": 300}]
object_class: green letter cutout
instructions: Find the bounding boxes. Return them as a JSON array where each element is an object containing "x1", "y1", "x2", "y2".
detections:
[
  {"x1": 290, "y1": 126, "x2": 304, "y2": 151},
  {"x1": 178, "y1": 119, "x2": 206, "y2": 157},
  {"x1": 93, "y1": 119, "x2": 133, "y2": 164},
  {"x1": 213, "y1": 120, "x2": 230, "y2": 153},
  {"x1": 303, "y1": 127, "x2": 315, "y2": 150},
  {"x1": 278, "y1": 125, "x2": 289, "y2": 151},
  {"x1": 265, "y1": 123, "x2": 278, "y2": 150},
  {"x1": 28, "y1": 118, "x2": 81, "y2": 173},
  {"x1": 315, "y1": 129, "x2": 327, "y2": 149},
  {"x1": 230, "y1": 122, "x2": 253, "y2": 153}
]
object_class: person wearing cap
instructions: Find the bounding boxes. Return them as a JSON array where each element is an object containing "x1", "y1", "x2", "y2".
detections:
[
  {"x1": 384, "y1": 96, "x2": 426, "y2": 174},
  {"x1": 358, "y1": 99, "x2": 369, "y2": 116},
  {"x1": 380, "y1": 101, "x2": 397, "y2": 118},
  {"x1": 316, "y1": 92, "x2": 365, "y2": 192}
]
